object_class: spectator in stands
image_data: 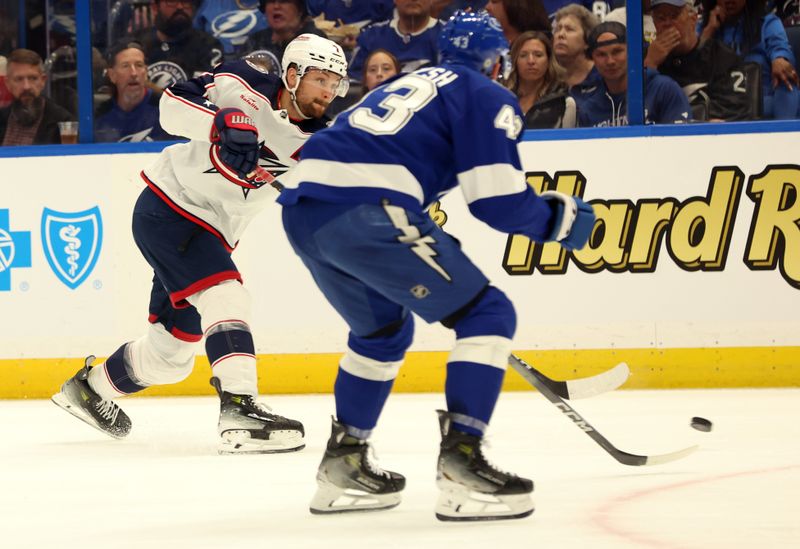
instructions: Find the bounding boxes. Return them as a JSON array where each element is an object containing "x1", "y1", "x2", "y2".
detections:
[
  {"x1": 348, "y1": 0, "x2": 443, "y2": 81},
  {"x1": 95, "y1": 41, "x2": 174, "y2": 143},
  {"x1": 194, "y1": 0, "x2": 268, "y2": 59},
  {"x1": 700, "y1": 0, "x2": 800, "y2": 118},
  {"x1": 132, "y1": 0, "x2": 224, "y2": 90},
  {"x1": 645, "y1": 0, "x2": 755, "y2": 121},
  {"x1": 571, "y1": 21, "x2": 691, "y2": 125},
  {"x1": 553, "y1": 4, "x2": 600, "y2": 88},
  {"x1": 363, "y1": 48, "x2": 401, "y2": 92},
  {"x1": 506, "y1": 30, "x2": 576, "y2": 128},
  {"x1": 245, "y1": 0, "x2": 327, "y2": 74},
  {"x1": 0, "y1": 49, "x2": 72, "y2": 146},
  {"x1": 606, "y1": 0, "x2": 657, "y2": 43},
  {"x1": 485, "y1": 0, "x2": 550, "y2": 44}
]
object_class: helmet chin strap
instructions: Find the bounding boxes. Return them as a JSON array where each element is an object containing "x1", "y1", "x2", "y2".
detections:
[
  {"x1": 289, "y1": 91, "x2": 311, "y2": 120},
  {"x1": 286, "y1": 78, "x2": 311, "y2": 120}
]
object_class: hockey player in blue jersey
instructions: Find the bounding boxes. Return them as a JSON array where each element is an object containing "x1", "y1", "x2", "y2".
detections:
[
  {"x1": 52, "y1": 34, "x2": 349, "y2": 455},
  {"x1": 278, "y1": 11, "x2": 596, "y2": 520}
]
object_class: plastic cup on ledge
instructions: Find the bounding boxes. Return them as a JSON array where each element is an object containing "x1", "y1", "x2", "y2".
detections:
[{"x1": 58, "y1": 121, "x2": 78, "y2": 144}]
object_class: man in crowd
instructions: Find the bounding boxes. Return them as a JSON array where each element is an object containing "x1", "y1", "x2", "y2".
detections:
[
  {"x1": 132, "y1": 0, "x2": 223, "y2": 90},
  {"x1": 95, "y1": 41, "x2": 174, "y2": 142},
  {"x1": 0, "y1": 48, "x2": 72, "y2": 146},
  {"x1": 644, "y1": 0, "x2": 756, "y2": 121},
  {"x1": 572, "y1": 21, "x2": 691, "y2": 126}
]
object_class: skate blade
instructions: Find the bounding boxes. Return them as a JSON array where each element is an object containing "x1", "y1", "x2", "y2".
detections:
[
  {"x1": 218, "y1": 429, "x2": 305, "y2": 454},
  {"x1": 51, "y1": 392, "x2": 128, "y2": 440},
  {"x1": 309, "y1": 484, "x2": 402, "y2": 515},
  {"x1": 435, "y1": 479, "x2": 534, "y2": 522}
]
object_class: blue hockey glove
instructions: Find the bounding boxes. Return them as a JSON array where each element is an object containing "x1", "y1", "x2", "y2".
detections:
[
  {"x1": 210, "y1": 108, "x2": 259, "y2": 179},
  {"x1": 540, "y1": 191, "x2": 596, "y2": 251}
]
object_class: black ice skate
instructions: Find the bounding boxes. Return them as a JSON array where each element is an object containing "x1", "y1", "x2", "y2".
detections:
[
  {"x1": 51, "y1": 355, "x2": 132, "y2": 439},
  {"x1": 309, "y1": 417, "x2": 406, "y2": 515},
  {"x1": 435, "y1": 410, "x2": 534, "y2": 521},
  {"x1": 211, "y1": 377, "x2": 305, "y2": 454}
]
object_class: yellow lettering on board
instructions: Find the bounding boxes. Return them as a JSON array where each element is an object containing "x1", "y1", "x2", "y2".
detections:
[{"x1": 744, "y1": 166, "x2": 800, "y2": 289}]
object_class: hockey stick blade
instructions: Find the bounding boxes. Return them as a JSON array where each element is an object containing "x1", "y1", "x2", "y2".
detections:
[
  {"x1": 509, "y1": 353, "x2": 629, "y2": 400},
  {"x1": 509, "y1": 354, "x2": 698, "y2": 466}
]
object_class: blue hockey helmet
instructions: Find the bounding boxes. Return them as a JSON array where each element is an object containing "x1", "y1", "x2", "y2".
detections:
[{"x1": 438, "y1": 10, "x2": 510, "y2": 79}]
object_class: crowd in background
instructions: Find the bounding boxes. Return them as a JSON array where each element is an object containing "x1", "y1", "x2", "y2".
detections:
[{"x1": 0, "y1": 0, "x2": 799, "y2": 145}]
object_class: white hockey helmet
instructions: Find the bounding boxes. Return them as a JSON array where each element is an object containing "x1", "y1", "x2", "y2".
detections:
[{"x1": 281, "y1": 34, "x2": 350, "y2": 98}]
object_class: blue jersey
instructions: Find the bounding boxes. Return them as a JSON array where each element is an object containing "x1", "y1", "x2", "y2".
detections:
[
  {"x1": 348, "y1": 17, "x2": 443, "y2": 80},
  {"x1": 277, "y1": 63, "x2": 555, "y2": 242},
  {"x1": 95, "y1": 89, "x2": 173, "y2": 142},
  {"x1": 571, "y1": 68, "x2": 691, "y2": 126}
]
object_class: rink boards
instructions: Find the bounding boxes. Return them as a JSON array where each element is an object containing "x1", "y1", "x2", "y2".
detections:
[{"x1": 0, "y1": 131, "x2": 798, "y2": 397}]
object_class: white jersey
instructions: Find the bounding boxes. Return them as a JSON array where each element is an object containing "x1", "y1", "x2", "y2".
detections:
[{"x1": 142, "y1": 59, "x2": 329, "y2": 250}]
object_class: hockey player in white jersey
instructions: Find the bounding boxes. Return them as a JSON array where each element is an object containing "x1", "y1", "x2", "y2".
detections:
[
  {"x1": 51, "y1": 34, "x2": 349, "y2": 454},
  {"x1": 278, "y1": 11, "x2": 596, "y2": 520}
]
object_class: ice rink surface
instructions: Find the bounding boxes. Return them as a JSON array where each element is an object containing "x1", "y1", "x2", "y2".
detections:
[{"x1": 1, "y1": 388, "x2": 798, "y2": 549}]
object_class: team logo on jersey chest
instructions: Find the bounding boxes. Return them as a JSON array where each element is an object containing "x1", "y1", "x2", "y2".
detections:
[
  {"x1": 148, "y1": 61, "x2": 188, "y2": 89},
  {"x1": 41, "y1": 207, "x2": 103, "y2": 289}
]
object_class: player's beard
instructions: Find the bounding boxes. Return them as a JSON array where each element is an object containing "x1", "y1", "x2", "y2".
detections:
[
  {"x1": 295, "y1": 95, "x2": 330, "y2": 119},
  {"x1": 156, "y1": 10, "x2": 192, "y2": 37},
  {"x1": 10, "y1": 94, "x2": 44, "y2": 126}
]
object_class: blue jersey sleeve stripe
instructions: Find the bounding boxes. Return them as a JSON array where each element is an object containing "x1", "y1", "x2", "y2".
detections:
[{"x1": 457, "y1": 164, "x2": 528, "y2": 204}]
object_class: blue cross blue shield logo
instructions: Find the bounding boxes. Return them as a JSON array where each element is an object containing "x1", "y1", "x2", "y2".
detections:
[
  {"x1": 41, "y1": 207, "x2": 103, "y2": 289},
  {"x1": 0, "y1": 209, "x2": 32, "y2": 291}
]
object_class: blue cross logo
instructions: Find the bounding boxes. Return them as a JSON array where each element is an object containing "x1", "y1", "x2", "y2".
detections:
[{"x1": 0, "y1": 209, "x2": 32, "y2": 291}]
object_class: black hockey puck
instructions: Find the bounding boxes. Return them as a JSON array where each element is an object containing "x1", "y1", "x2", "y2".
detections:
[{"x1": 690, "y1": 416, "x2": 713, "y2": 432}]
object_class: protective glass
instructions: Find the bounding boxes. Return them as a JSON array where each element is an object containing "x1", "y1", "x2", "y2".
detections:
[{"x1": 301, "y1": 68, "x2": 350, "y2": 98}]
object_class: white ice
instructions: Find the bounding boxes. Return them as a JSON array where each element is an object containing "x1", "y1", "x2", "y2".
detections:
[{"x1": 1, "y1": 388, "x2": 798, "y2": 549}]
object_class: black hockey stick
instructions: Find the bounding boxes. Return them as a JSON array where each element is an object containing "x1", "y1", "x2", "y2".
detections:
[
  {"x1": 509, "y1": 354, "x2": 698, "y2": 466},
  {"x1": 510, "y1": 353, "x2": 630, "y2": 400}
]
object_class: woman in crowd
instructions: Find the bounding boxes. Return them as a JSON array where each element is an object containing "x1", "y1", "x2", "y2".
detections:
[
  {"x1": 700, "y1": 0, "x2": 799, "y2": 118},
  {"x1": 506, "y1": 30, "x2": 576, "y2": 128},
  {"x1": 362, "y1": 48, "x2": 400, "y2": 93},
  {"x1": 552, "y1": 4, "x2": 599, "y2": 88}
]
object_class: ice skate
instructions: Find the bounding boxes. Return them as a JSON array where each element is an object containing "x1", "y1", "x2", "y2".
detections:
[
  {"x1": 211, "y1": 377, "x2": 305, "y2": 454},
  {"x1": 51, "y1": 356, "x2": 132, "y2": 439},
  {"x1": 309, "y1": 417, "x2": 406, "y2": 514},
  {"x1": 434, "y1": 410, "x2": 534, "y2": 522}
]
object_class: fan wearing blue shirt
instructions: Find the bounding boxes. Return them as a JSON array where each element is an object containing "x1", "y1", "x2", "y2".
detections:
[
  {"x1": 95, "y1": 41, "x2": 173, "y2": 142},
  {"x1": 571, "y1": 21, "x2": 691, "y2": 126}
]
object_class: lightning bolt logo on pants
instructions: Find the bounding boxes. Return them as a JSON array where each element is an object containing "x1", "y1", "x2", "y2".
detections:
[{"x1": 383, "y1": 204, "x2": 452, "y2": 281}]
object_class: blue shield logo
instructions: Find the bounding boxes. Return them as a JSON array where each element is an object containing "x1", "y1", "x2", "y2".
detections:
[{"x1": 41, "y1": 207, "x2": 103, "y2": 289}]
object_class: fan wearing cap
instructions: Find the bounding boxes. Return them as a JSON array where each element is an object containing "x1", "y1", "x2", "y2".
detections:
[
  {"x1": 95, "y1": 40, "x2": 174, "y2": 142},
  {"x1": 644, "y1": 0, "x2": 756, "y2": 121},
  {"x1": 571, "y1": 20, "x2": 691, "y2": 126}
]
